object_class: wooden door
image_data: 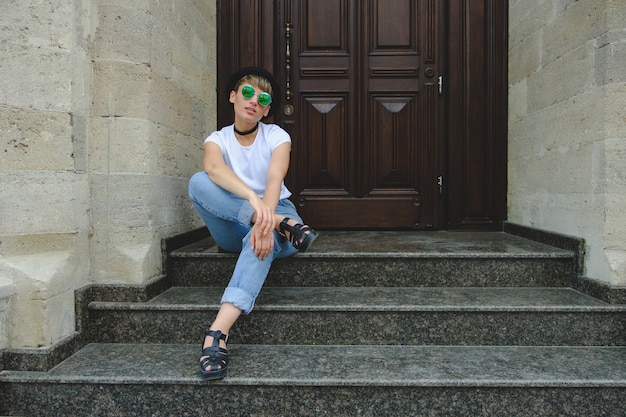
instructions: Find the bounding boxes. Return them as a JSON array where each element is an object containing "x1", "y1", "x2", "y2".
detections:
[{"x1": 217, "y1": 0, "x2": 508, "y2": 231}]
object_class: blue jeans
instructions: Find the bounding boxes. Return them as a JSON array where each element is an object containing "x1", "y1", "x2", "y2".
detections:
[{"x1": 188, "y1": 171, "x2": 301, "y2": 314}]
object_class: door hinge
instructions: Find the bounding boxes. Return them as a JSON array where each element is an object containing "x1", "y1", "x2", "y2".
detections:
[
  {"x1": 437, "y1": 175, "x2": 443, "y2": 195},
  {"x1": 438, "y1": 76, "x2": 443, "y2": 95}
]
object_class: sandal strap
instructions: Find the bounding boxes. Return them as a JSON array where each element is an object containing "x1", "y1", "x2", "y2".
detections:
[
  {"x1": 201, "y1": 346, "x2": 228, "y2": 360},
  {"x1": 205, "y1": 329, "x2": 229, "y2": 345},
  {"x1": 200, "y1": 347, "x2": 228, "y2": 372},
  {"x1": 280, "y1": 218, "x2": 318, "y2": 252},
  {"x1": 279, "y1": 218, "x2": 304, "y2": 246},
  {"x1": 200, "y1": 330, "x2": 229, "y2": 373},
  {"x1": 279, "y1": 217, "x2": 292, "y2": 238}
]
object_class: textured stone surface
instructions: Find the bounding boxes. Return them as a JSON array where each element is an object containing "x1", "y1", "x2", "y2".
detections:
[
  {"x1": 0, "y1": 0, "x2": 215, "y2": 350},
  {"x1": 3, "y1": 229, "x2": 626, "y2": 416},
  {"x1": 508, "y1": 0, "x2": 626, "y2": 286},
  {"x1": 87, "y1": 286, "x2": 626, "y2": 347},
  {"x1": 168, "y1": 232, "x2": 574, "y2": 288},
  {"x1": 2, "y1": 344, "x2": 626, "y2": 416}
]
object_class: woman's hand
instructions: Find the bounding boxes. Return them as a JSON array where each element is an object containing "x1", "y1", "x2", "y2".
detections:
[
  {"x1": 249, "y1": 195, "x2": 275, "y2": 235},
  {"x1": 250, "y1": 222, "x2": 274, "y2": 260},
  {"x1": 249, "y1": 195, "x2": 276, "y2": 259}
]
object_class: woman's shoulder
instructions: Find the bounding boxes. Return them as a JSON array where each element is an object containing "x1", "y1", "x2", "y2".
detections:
[
  {"x1": 204, "y1": 125, "x2": 234, "y2": 144},
  {"x1": 260, "y1": 122, "x2": 290, "y2": 141}
]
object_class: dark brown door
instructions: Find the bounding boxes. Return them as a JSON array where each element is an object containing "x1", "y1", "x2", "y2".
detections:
[{"x1": 217, "y1": 0, "x2": 508, "y2": 231}]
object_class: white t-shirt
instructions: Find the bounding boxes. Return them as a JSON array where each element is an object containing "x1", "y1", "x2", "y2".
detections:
[{"x1": 204, "y1": 122, "x2": 292, "y2": 199}]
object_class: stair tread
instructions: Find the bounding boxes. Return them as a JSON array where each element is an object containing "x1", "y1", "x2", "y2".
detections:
[
  {"x1": 171, "y1": 231, "x2": 573, "y2": 258},
  {"x1": 4, "y1": 344, "x2": 626, "y2": 387},
  {"x1": 89, "y1": 287, "x2": 621, "y2": 312}
]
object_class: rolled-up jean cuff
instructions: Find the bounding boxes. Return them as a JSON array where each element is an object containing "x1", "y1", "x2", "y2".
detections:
[
  {"x1": 221, "y1": 287, "x2": 256, "y2": 315},
  {"x1": 237, "y1": 202, "x2": 255, "y2": 227}
]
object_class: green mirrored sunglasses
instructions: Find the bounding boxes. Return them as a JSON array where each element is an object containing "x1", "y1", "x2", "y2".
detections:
[{"x1": 241, "y1": 84, "x2": 272, "y2": 107}]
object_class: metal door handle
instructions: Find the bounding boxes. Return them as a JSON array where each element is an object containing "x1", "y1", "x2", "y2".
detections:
[
  {"x1": 285, "y1": 22, "x2": 293, "y2": 101},
  {"x1": 284, "y1": 22, "x2": 294, "y2": 116}
]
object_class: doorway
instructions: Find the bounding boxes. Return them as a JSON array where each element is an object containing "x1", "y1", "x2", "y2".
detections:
[{"x1": 217, "y1": 0, "x2": 508, "y2": 230}]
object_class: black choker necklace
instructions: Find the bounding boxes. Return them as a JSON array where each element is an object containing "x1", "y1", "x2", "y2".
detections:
[{"x1": 234, "y1": 123, "x2": 259, "y2": 136}]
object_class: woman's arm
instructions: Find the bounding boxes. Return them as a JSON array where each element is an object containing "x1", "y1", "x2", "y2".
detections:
[
  {"x1": 204, "y1": 140, "x2": 271, "y2": 233},
  {"x1": 203, "y1": 141, "x2": 258, "y2": 202},
  {"x1": 262, "y1": 141, "x2": 291, "y2": 213},
  {"x1": 249, "y1": 141, "x2": 291, "y2": 259}
]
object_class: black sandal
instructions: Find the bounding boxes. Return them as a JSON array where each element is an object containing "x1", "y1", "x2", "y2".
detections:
[
  {"x1": 199, "y1": 329, "x2": 229, "y2": 380},
  {"x1": 279, "y1": 218, "x2": 319, "y2": 253}
]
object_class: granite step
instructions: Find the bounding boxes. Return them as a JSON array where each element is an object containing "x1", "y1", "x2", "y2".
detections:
[
  {"x1": 2, "y1": 343, "x2": 626, "y2": 416},
  {"x1": 86, "y1": 287, "x2": 626, "y2": 346},
  {"x1": 168, "y1": 232, "x2": 575, "y2": 287}
]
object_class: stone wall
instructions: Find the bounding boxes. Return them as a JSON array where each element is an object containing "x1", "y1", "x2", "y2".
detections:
[
  {"x1": 508, "y1": 0, "x2": 626, "y2": 285},
  {"x1": 0, "y1": 0, "x2": 214, "y2": 349}
]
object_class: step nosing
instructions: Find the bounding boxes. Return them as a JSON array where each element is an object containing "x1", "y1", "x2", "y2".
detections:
[
  {"x1": 4, "y1": 345, "x2": 626, "y2": 388},
  {"x1": 170, "y1": 252, "x2": 573, "y2": 259},
  {"x1": 87, "y1": 301, "x2": 625, "y2": 313},
  {"x1": 3, "y1": 373, "x2": 626, "y2": 388}
]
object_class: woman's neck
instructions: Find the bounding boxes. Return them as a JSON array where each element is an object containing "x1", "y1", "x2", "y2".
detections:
[{"x1": 233, "y1": 121, "x2": 259, "y2": 136}]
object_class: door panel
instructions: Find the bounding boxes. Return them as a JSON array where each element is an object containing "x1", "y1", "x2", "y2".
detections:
[{"x1": 446, "y1": 0, "x2": 508, "y2": 229}]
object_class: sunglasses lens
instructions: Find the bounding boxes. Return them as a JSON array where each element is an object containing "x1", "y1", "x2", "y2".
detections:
[
  {"x1": 258, "y1": 93, "x2": 272, "y2": 106},
  {"x1": 241, "y1": 85, "x2": 272, "y2": 106},
  {"x1": 241, "y1": 85, "x2": 255, "y2": 99}
]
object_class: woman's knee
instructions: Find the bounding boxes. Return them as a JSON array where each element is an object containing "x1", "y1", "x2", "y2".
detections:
[
  {"x1": 188, "y1": 172, "x2": 203, "y2": 197},
  {"x1": 189, "y1": 171, "x2": 216, "y2": 200}
]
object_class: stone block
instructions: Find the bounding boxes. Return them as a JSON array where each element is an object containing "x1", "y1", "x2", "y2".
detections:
[
  {"x1": 527, "y1": 43, "x2": 595, "y2": 113},
  {"x1": 191, "y1": 0, "x2": 217, "y2": 24},
  {"x1": 0, "y1": 233, "x2": 83, "y2": 257},
  {"x1": 0, "y1": 277, "x2": 16, "y2": 350},
  {"x1": 605, "y1": 192, "x2": 626, "y2": 240},
  {"x1": 604, "y1": 208, "x2": 626, "y2": 284},
  {"x1": 151, "y1": 25, "x2": 174, "y2": 80},
  {"x1": 88, "y1": 117, "x2": 159, "y2": 175},
  {"x1": 0, "y1": 172, "x2": 89, "y2": 236},
  {"x1": 157, "y1": 127, "x2": 204, "y2": 180},
  {"x1": 192, "y1": 97, "x2": 211, "y2": 142},
  {"x1": 536, "y1": 88, "x2": 605, "y2": 150},
  {"x1": 93, "y1": 61, "x2": 193, "y2": 135},
  {"x1": 0, "y1": 249, "x2": 84, "y2": 348},
  {"x1": 158, "y1": 128, "x2": 203, "y2": 180},
  {"x1": 0, "y1": 0, "x2": 73, "y2": 49},
  {"x1": 88, "y1": 174, "x2": 198, "y2": 284},
  {"x1": 0, "y1": 107, "x2": 74, "y2": 171},
  {"x1": 595, "y1": 34, "x2": 626, "y2": 85},
  {"x1": 150, "y1": 71, "x2": 193, "y2": 135},
  {"x1": 508, "y1": 80, "x2": 527, "y2": 121},
  {"x1": 605, "y1": 83, "x2": 626, "y2": 137},
  {"x1": 524, "y1": 143, "x2": 594, "y2": 195},
  {"x1": 508, "y1": 98, "x2": 601, "y2": 162},
  {"x1": 93, "y1": 60, "x2": 152, "y2": 118},
  {"x1": 508, "y1": 0, "x2": 552, "y2": 51},
  {"x1": 603, "y1": 248, "x2": 626, "y2": 285},
  {"x1": 509, "y1": 30, "x2": 542, "y2": 85},
  {"x1": 542, "y1": 0, "x2": 606, "y2": 64},
  {"x1": 171, "y1": 45, "x2": 207, "y2": 98},
  {"x1": 0, "y1": 43, "x2": 72, "y2": 111},
  {"x1": 508, "y1": 124, "x2": 540, "y2": 196},
  {"x1": 606, "y1": 0, "x2": 626, "y2": 31},
  {"x1": 601, "y1": 138, "x2": 626, "y2": 194},
  {"x1": 88, "y1": 239, "x2": 162, "y2": 285},
  {"x1": 93, "y1": 4, "x2": 154, "y2": 63}
]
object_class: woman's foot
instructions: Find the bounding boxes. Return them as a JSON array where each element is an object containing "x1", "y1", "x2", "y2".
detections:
[
  {"x1": 279, "y1": 217, "x2": 319, "y2": 253},
  {"x1": 199, "y1": 329, "x2": 229, "y2": 380}
]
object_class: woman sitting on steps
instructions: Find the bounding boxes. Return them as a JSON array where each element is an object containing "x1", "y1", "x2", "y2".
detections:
[{"x1": 188, "y1": 66, "x2": 318, "y2": 380}]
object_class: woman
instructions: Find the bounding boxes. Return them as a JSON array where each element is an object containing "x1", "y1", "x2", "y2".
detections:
[{"x1": 188, "y1": 66, "x2": 318, "y2": 380}]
